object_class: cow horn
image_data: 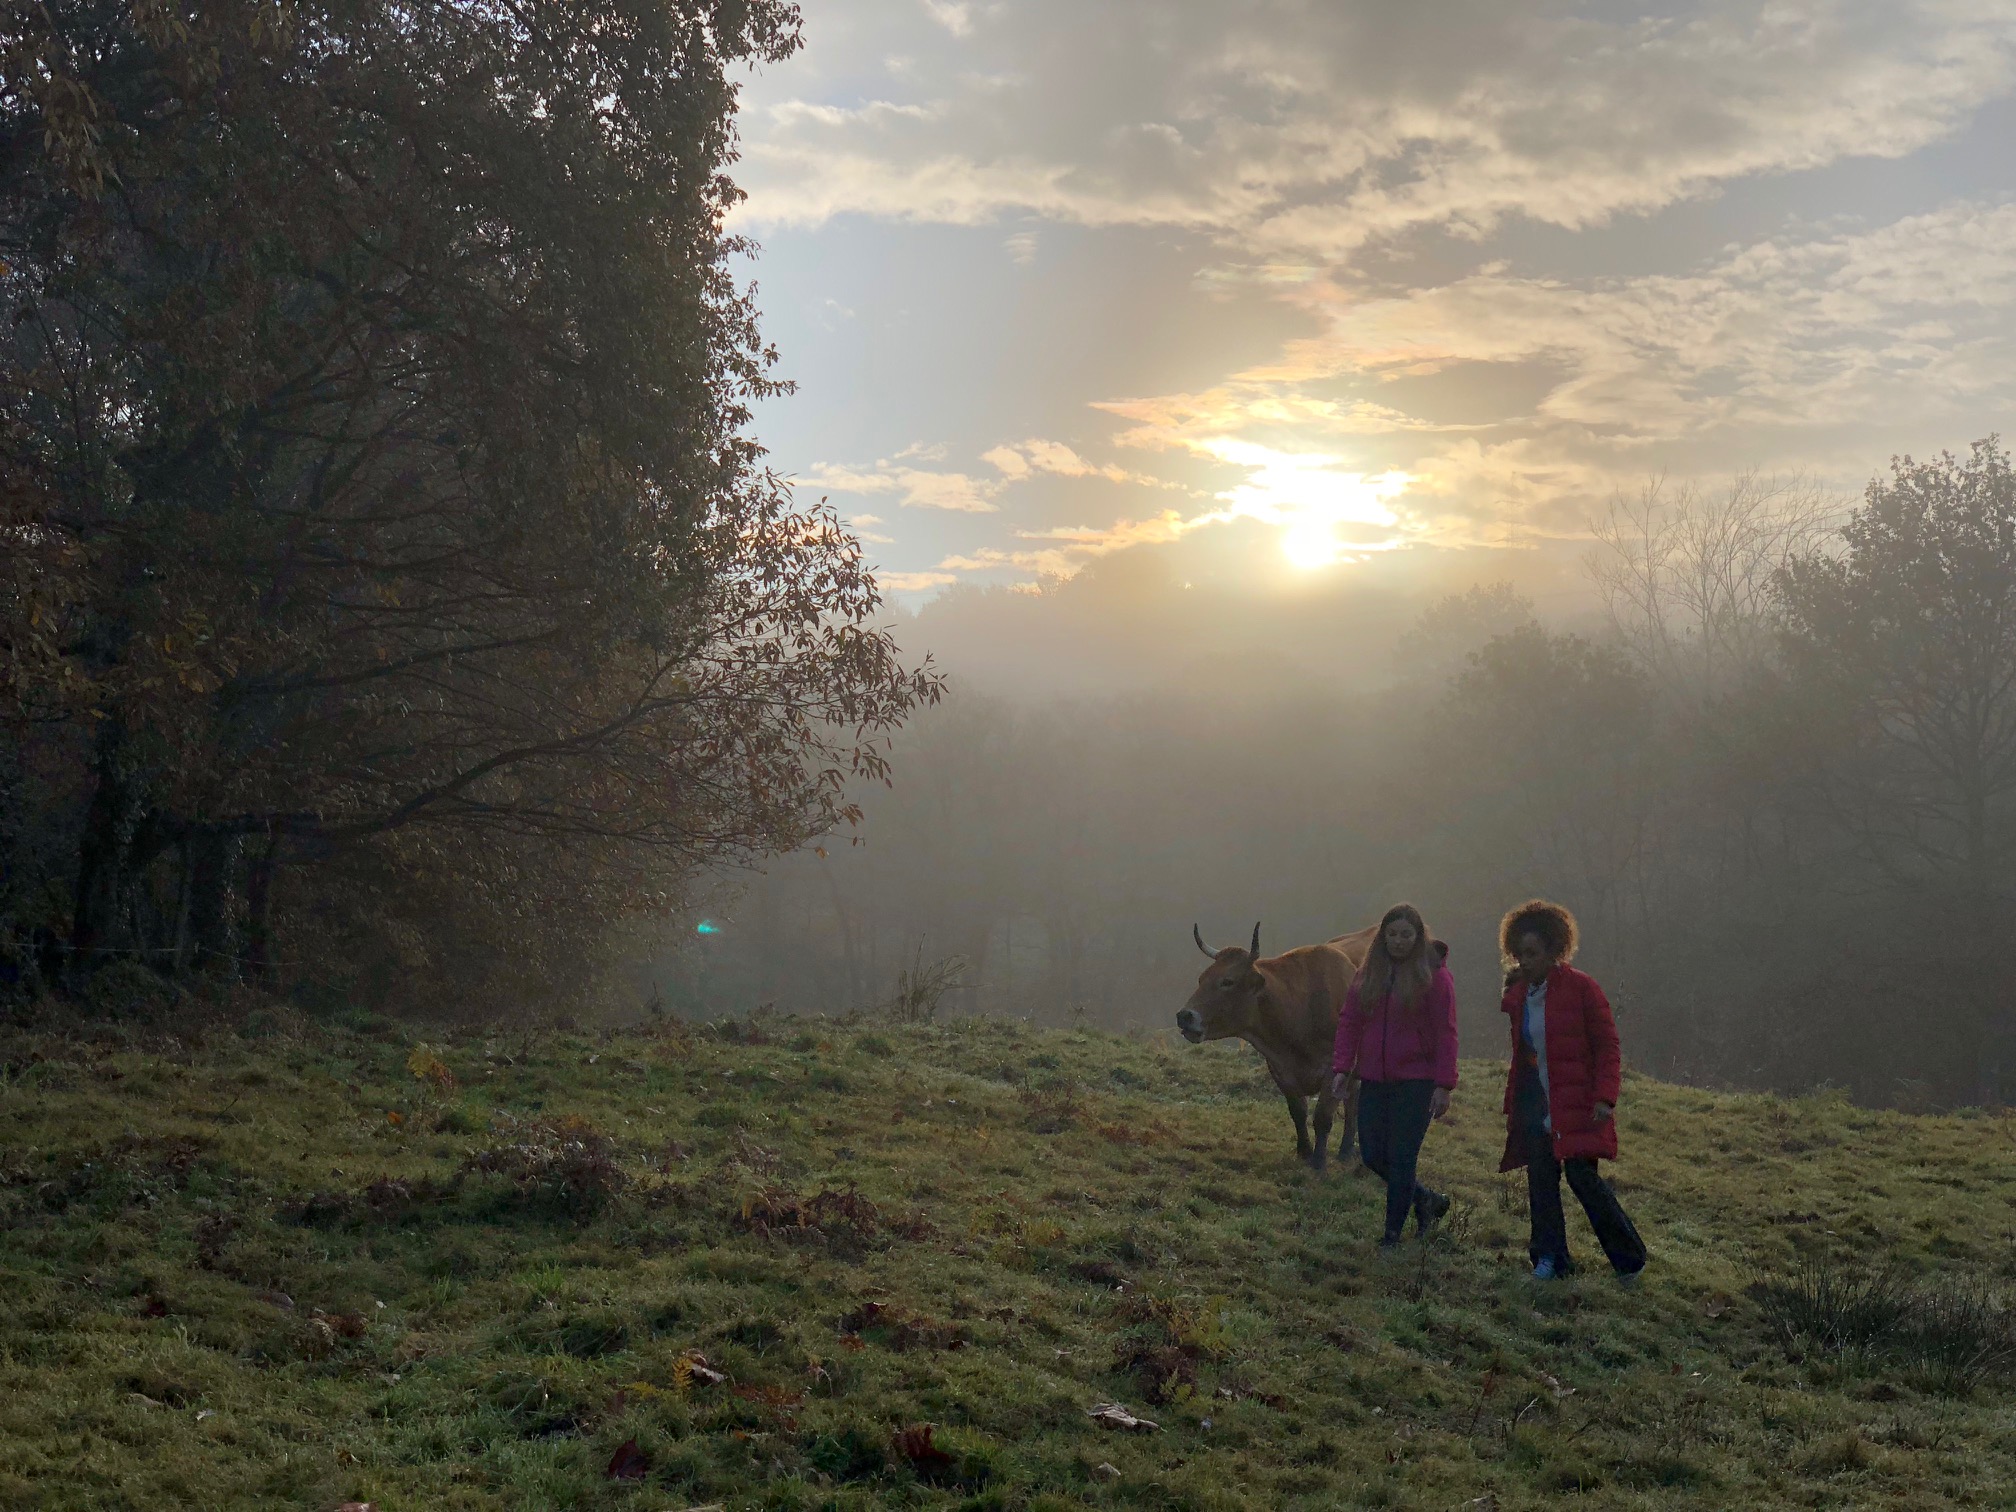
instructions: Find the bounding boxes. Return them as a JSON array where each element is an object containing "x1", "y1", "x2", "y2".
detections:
[
  {"x1": 1249, "y1": 921, "x2": 1262, "y2": 958},
  {"x1": 1193, "y1": 924, "x2": 1214, "y2": 957}
]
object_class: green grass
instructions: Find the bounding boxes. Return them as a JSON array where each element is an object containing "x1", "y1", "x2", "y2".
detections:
[{"x1": 4, "y1": 1005, "x2": 2016, "y2": 1509}]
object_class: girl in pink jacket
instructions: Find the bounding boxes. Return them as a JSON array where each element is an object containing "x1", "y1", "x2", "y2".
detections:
[{"x1": 1330, "y1": 902, "x2": 1458, "y2": 1250}]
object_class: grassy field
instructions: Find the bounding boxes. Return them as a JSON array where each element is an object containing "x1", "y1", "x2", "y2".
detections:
[{"x1": 4, "y1": 1003, "x2": 2016, "y2": 1510}]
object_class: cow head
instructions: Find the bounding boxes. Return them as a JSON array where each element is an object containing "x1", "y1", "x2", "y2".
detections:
[{"x1": 1176, "y1": 922, "x2": 1264, "y2": 1043}]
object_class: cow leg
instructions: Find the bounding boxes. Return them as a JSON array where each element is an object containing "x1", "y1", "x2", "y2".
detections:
[
  {"x1": 1311, "y1": 1084, "x2": 1336, "y2": 1172},
  {"x1": 1331, "y1": 1074, "x2": 1361, "y2": 1168},
  {"x1": 1283, "y1": 1092, "x2": 1312, "y2": 1161}
]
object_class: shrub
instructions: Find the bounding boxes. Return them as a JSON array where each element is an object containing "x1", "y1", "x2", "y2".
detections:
[
  {"x1": 83, "y1": 959, "x2": 177, "y2": 1020},
  {"x1": 880, "y1": 944, "x2": 969, "y2": 1024},
  {"x1": 734, "y1": 1185, "x2": 931, "y2": 1255},
  {"x1": 461, "y1": 1115, "x2": 625, "y2": 1216}
]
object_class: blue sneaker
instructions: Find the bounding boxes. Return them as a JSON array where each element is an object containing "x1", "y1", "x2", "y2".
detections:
[{"x1": 1532, "y1": 1256, "x2": 1563, "y2": 1281}]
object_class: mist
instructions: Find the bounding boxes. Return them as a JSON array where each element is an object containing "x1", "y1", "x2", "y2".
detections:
[{"x1": 664, "y1": 465, "x2": 2016, "y2": 1110}]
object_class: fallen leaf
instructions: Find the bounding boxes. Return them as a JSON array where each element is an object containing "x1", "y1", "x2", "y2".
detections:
[
  {"x1": 605, "y1": 1436, "x2": 650, "y2": 1480},
  {"x1": 672, "y1": 1349, "x2": 728, "y2": 1390},
  {"x1": 1087, "y1": 1402, "x2": 1161, "y2": 1432},
  {"x1": 385, "y1": 1110, "x2": 403, "y2": 1126},
  {"x1": 313, "y1": 1309, "x2": 369, "y2": 1340}
]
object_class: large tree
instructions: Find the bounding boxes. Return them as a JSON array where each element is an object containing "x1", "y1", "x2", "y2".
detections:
[{"x1": 1, "y1": 0, "x2": 937, "y2": 1001}]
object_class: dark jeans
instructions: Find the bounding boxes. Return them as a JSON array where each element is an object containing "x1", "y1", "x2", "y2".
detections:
[
  {"x1": 1516, "y1": 1067, "x2": 1646, "y2": 1275},
  {"x1": 1357, "y1": 1078, "x2": 1441, "y2": 1240}
]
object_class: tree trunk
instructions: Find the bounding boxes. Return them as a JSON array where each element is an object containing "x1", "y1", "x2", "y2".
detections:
[
  {"x1": 243, "y1": 825, "x2": 280, "y2": 980},
  {"x1": 185, "y1": 826, "x2": 241, "y2": 974},
  {"x1": 68, "y1": 723, "x2": 130, "y2": 979}
]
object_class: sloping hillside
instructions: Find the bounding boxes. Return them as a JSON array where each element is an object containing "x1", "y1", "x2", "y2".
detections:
[{"x1": 3, "y1": 1007, "x2": 2014, "y2": 1510}]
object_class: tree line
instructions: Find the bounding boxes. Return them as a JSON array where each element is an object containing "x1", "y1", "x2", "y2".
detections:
[
  {"x1": 699, "y1": 449, "x2": 2016, "y2": 1107},
  {"x1": 2, "y1": 0, "x2": 938, "y2": 1009}
]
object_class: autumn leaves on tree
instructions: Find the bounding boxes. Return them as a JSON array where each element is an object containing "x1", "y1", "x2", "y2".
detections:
[{"x1": 2, "y1": 0, "x2": 937, "y2": 1005}]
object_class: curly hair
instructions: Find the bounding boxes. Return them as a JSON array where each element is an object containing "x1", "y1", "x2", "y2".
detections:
[
  {"x1": 1499, "y1": 898, "x2": 1578, "y2": 966},
  {"x1": 1356, "y1": 902, "x2": 1436, "y2": 1011}
]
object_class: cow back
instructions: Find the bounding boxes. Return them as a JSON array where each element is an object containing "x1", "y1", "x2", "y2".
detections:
[{"x1": 1254, "y1": 941, "x2": 1360, "y2": 1082}]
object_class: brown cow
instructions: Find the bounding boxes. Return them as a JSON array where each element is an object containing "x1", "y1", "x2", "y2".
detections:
[{"x1": 1175, "y1": 921, "x2": 1376, "y2": 1171}]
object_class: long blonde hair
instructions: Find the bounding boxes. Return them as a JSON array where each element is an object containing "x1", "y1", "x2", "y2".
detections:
[{"x1": 1356, "y1": 902, "x2": 1435, "y2": 1011}]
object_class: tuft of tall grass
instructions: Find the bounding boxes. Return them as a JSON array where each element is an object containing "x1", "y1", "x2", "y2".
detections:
[{"x1": 1752, "y1": 1255, "x2": 2016, "y2": 1393}]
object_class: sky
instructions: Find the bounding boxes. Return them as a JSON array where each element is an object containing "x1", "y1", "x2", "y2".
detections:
[{"x1": 728, "y1": 0, "x2": 2016, "y2": 621}]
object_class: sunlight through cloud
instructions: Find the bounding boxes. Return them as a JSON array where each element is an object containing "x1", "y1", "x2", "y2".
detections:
[{"x1": 1203, "y1": 441, "x2": 1413, "y2": 569}]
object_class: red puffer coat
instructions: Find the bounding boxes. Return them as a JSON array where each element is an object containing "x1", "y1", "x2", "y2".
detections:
[{"x1": 1498, "y1": 963, "x2": 1621, "y2": 1171}]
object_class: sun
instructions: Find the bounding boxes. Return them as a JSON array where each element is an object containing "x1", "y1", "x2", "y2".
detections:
[
  {"x1": 1205, "y1": 441, "x2": 1413, "y2": 569},
  {"x1": 1280, "y1": 516, "x2": 1349, "y2": 571}
]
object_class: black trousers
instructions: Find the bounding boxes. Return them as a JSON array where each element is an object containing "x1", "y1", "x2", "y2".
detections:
[
  {"x1": 1516, "y1": 1068, "x2": 1645, "y2": 1274},
  {"x1": 1357, "y1": 1078, "x2": 1441, "y2": 1240}
]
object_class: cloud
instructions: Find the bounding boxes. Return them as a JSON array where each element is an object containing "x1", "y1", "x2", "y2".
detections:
[
  {"x1": 1284, "y1": 198, "x2": 2016, "y2": 438},
  {"x1": 1091, "y1": 197, "x2": 2016, "y2": 544},
  {"x1": 737, "y1": 2, "x2": 2016, "y2": 263},
  {"x1": 1094, "y1": 388, "x2": 1450, "y2": 454},
  {"x1": 1004, "y1": 229, "x2": 1039, "y2": 265},
  {"x1": 921, "y1": 0, "x2": 976, "y2": 37},
  {"x1": 876, "y1": 568, "x2": 962, "y2": 592},
  {"x1": 926, "y1": 443, "x2": 1421, "y2": 580},
  {"x1": 981, "y1": 437, "x2": 1177, "y2": 487},
  {"x1": 929, "y1": 508, "x2": 1214, "y2": 580},
  {"x1": 800, "y1": 460, "x2": 1001, "y2": 512}
]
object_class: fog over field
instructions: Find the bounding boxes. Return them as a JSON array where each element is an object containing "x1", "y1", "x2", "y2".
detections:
[{"x1": 670, "y1": 467, "x2": 2007, "y2": 1111}]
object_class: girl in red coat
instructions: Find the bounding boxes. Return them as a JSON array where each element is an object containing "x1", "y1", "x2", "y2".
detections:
[
  {"x1": 1331, "y1": 903, "x2": 1457, "y2": 1251},
  {"x1": 1498, "y1": 900, "x2": 1646, "y2": 1281}
]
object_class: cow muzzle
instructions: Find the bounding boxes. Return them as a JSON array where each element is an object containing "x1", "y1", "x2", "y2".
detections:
[{"x1": 1175, "y1": 1008, "x2": 1206, "y2": 1044}]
